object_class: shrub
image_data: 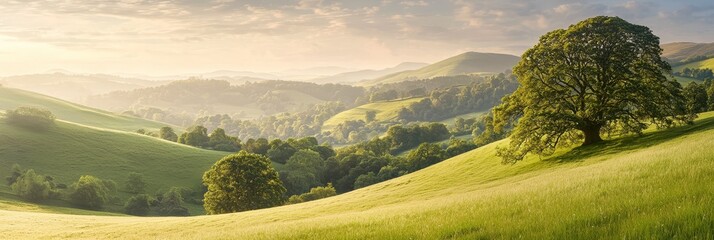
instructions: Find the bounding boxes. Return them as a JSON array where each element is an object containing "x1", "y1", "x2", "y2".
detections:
[
  {"x1": 4, "y1": 106, "x2": 55, "y2": 130},
  {"x1": 124, "y1": 194, "x2": 151, "y2": 216},
  {"x1": 11, "y1": 169, "x2": 52, "y2": 202},
  {"x1": 286, "y1": 183, "x2": 337, "y2": 204},
  {"x1": 5, "y1": 164, "x2": 22, "y2": 185},
  {"x1": 158, "y1": 187, "x2": 189, "y2": 216},
  {"x1": 69, "y1": 175, "x2": 109, "y2": 210}
]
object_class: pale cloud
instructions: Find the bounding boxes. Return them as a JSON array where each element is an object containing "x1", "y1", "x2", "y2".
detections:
[{"x1": 0, "y1": 0, "x2": 713, "y2": 76}]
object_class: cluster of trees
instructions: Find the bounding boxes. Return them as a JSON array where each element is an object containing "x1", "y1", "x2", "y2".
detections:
[
  {"x1": 363, "y1": 75, "x2": 486, "y2": 103},
  {"x1": 674, "y1": 68, "x2": 714, "y2": 80},
  {"x1": 4, "y1": 106, "x2": 56, "y2": 130},
  {"x1": 4, "y1": 165, "x2": 190, "y2": 216},
  {"x1": 397, "y1": 73, "x2": 519, "y2": 122},
  {"x1": 200, "y1": 133, "x2": 475, "y2": 215},
  {"x1": 177, "y1": 126, "x2": 241, "y2": 152},
  {"x1": 194, "y1": 102, "x2": 345, "y2": 143},
  {"x1": 684, "y1": 81, "x2": 714, "y2": 113}
]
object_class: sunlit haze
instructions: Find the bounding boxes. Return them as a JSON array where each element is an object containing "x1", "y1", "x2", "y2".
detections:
[{"x1": 1, "y1": 0, "x2": 713, "y2": 76}]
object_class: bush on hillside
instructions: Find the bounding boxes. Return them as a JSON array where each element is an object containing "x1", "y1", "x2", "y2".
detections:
[
  {"x1": 69, "y1": 175, "x2": 110, "y2": 210},
  {"x1": 11, "y1": 169, "x2": 52, "y2": 202},
  {"x1": 124, "y1": 194, "x2": 151, "y2": 216},
  {"x1": 5, "y1": 164, "x2": 23, "y2": 185},
  {"x1": 157, "y1": 187, "x2": 189, "y2": 216},
  {"x1": 4, "y1": 106, "x2": 56, "y2": 130},
  {"x1": 286, "y1": 183, "x2": 337, "y2": 204}
]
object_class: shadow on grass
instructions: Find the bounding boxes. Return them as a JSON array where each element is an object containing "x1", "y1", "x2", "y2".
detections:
[{"x1": 548, "y1": 116, "x2": 714, "y2": 163}]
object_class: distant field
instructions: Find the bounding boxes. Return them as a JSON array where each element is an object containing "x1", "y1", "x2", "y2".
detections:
[
  {"x1": 322, "y1": 97, "x2": 425, "y2": 130},
  {"x1": 3, "y1": 113, "x2": 713, "y2": 239},
  {"x1": 672, "y1": 57, "x2": 714, "y2": 72},
  {"x1": 0, "y1": 87, "x2": 169, "y2": 132}
]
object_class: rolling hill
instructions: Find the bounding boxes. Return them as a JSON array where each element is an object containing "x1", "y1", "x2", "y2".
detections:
[
  {"x1": 322, "y1": 97, "x2": 425, "y2": 130},
  {"x1": 0, "y1": 119, "x2": 235, "y2": 215},
  {"x1": 358, "y1": 52, "x2": 519, "y2": 86},
  {"x1": 661, "y1": 42, "x2": 714, "y2": 62},
  {"x1": 672, "y1": 57, "x2": 714, "y2": 72},
  {"x1": 0, "y1": 87, "x2": 169, "y2": 132},
  {"x1": 2, "y1": 112, "x2": 713, "y2": 239}
]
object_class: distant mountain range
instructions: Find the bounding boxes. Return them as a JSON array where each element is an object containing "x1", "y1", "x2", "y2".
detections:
[
  {"x1": 357, "y1": 52, "x2": 520, "y2": 86},
  {"x1": 309, "y1": 62, "x2": 429, "y2": 84}
]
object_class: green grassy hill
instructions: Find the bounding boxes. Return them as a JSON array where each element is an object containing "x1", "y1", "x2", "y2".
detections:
[
  {"x1": 0, "y1": 87, "x2": 169, "y2": 132},
  {"x1": 0, "y1": 119, "x2": 236, "y2": 214},
  {"x1": 2, "y1": 112, "x2": 713, "y2": 239},
  {"x1": 672, "y1": 57, "x2": 714, "y2": 72},
  {"x1": 322, "y1": 97, "x2": 424, "y2": 130},
  {"x1": 359, "y1": 52, "x2": 519, "y2": 86}
]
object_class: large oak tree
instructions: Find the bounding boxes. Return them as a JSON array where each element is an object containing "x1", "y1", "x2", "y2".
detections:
[{"x1": 493, "y1": 16, "x2": 693, "y2": 163}]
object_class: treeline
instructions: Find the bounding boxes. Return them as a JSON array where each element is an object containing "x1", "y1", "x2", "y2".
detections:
[
  {"x1": 674, "y1": 68, "x2": 714, "y2": 80},
  {"x1": 194, "y1": 102, "x2": 345, "y2": 142},
  {"x1": 363, "y1": 75, "x2": 486, "y2": 103},
  {"x1": 147, "y1": 120, "x2": 458, "y2": 195},
  {"x1": 397, "y1": 73, "x2": 519, "y2": 122}
]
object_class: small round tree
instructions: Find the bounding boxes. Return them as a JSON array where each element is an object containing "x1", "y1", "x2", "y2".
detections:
[
  {"x1": 70, "y1": 175, "x2": 108, "y2": 210},
  {"x1": 493, "y1": 16, "x2": 693, "y2": 163},
  {"x1": 202, "y1": 151, "x2": 285, "y2": 214}
]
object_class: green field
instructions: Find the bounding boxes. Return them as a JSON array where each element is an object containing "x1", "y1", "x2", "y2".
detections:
[
  {"x1": 0, "y1": 87, "x2": 170, "y2": 132},
  {"x1": 2, "y1": 111, "x2": 713, "y2": 239},
  {"x1": 672, "y1": 57, "x2": 714, "y2": 72},
  {"x1": 0, "y1": 119, "x2": 240, "y2": 214},
  {"x1": 322, "y1": 97, "x2": 425, "y2": 130}
]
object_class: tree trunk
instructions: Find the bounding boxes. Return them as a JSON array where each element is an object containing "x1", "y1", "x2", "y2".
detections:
[{"x1": 581, "y1": 126, "x2": 603, "y2": 146}]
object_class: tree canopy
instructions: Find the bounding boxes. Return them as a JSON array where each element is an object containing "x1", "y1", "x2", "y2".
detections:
[
  {"x1": 494, "y1": 16, "x2": 693, "y2": 163},
  {"x1": 202, "y1": 151, "x2": 285, "y2": 214}
]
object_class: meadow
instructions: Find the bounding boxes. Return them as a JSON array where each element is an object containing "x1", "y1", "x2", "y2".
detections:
[
  {"x1": 0, "y1": 87, "x2": 169, "y2": 132},
  {"x1": 322, "y1": 97, "x2": 425, "y2": 130},
  {"x1": 2, "y1": 112, "x2": 713, "y2": 239}
]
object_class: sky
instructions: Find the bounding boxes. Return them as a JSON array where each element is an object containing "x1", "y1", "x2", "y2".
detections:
[{"x1": 0, "y1": 0, "x2": 713, "y2": 76}]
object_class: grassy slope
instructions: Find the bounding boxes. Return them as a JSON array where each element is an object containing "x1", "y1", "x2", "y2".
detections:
[
  {"x1": 2, "y1": 113, "x2": 713, "y2": 239},
  {"x1": 0, "y1": 119, "x2": 274, "y2": 214},
  {"x1": 322, "y1": 98, "x2": 424, "y2": 130},
  {"x1": 0, "y1": 87, "x2": 169, "y2": 132},
  {"x1": 360, "y1": 52, "x2": 519, "y2": 86},
  {"x1": 673, "y1": 57, "x2": 714, "y2": 72}
]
